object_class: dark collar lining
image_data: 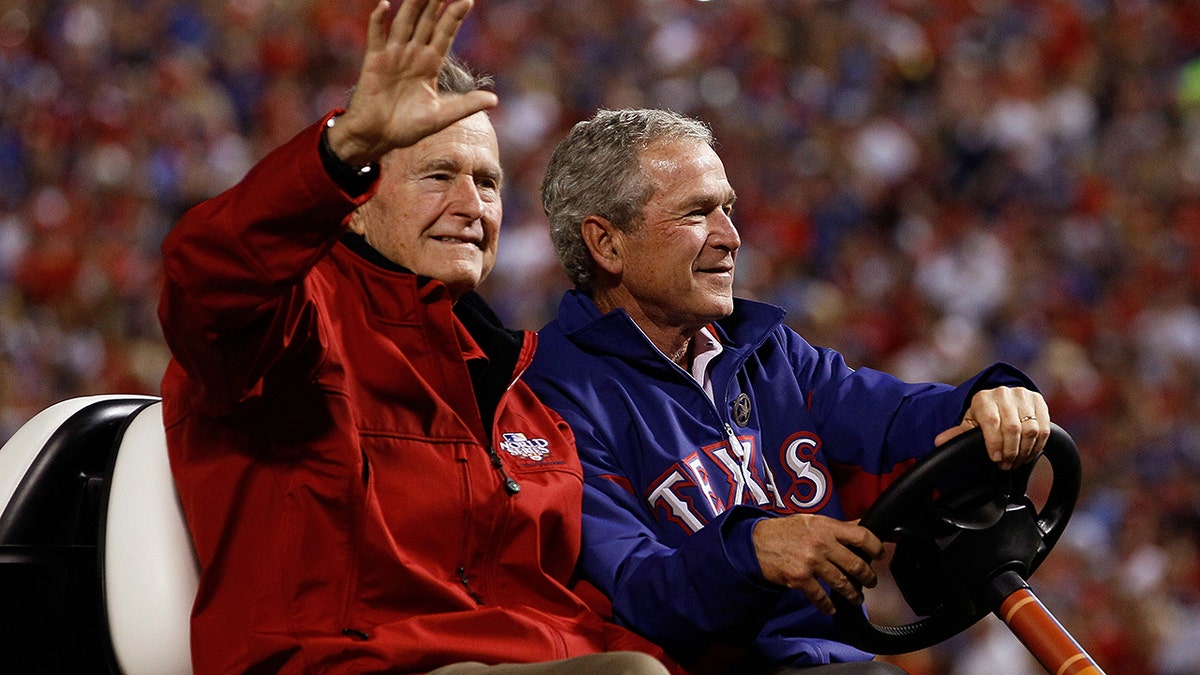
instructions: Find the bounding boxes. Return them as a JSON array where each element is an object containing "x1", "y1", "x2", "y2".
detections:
[
  {"x1": 338, "y1": 230, "x2": 524, "y2": 433},
  {"x1": 339, "y1": 231, "x2": 423, "y2": 278}
]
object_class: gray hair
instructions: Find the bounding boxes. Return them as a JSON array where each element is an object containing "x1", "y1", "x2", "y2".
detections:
[
  {"x1": 439, "y1": 54, "x2": 493, "y2": 95},
  {"x1": 347, "y1": 55, "x2": 490, "y2": 104},
  {"x1": 541, "y1": 109, "x2": 715, "y2": 292}
]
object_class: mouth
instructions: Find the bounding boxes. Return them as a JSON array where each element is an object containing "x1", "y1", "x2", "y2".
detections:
[
  {"x1": 433, "y1": 235, "x2": 482, "y2": 249},
  {"x1": 697, "y1": 262, "x2": 735, "y2": 276}
]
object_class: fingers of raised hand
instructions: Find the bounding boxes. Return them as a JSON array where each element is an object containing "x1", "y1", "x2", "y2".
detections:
[
  {"x1": 348, "y1": 0, "x2": 491, "y2": 155},
  {"x1": 387, "y1": 0, "x2": 471, "y2": 52},
  {"x1": 361, "y1": 0, "x2": 446, "y2": 91},
  {"x1": 409, "y1": 0, "x2": 442, "y2": 46},
  {"x1": 366, "y1": 1, "x2": 392, "y2": 53},
  {"x1": 429, "y1": 0, "x2": 474, "y2": 56},
  {"x1": 388, "y1": 0, "x2": 427, "y2": 47}
]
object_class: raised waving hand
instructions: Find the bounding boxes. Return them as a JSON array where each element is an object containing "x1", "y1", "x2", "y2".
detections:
[{"x1": 326, "y1": 0, "x2": 498, "y2": 167}]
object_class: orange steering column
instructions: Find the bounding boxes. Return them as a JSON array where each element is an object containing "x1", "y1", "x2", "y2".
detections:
[{"x1": 996, "y1": 586, "x2": 1106, "y2": 675}]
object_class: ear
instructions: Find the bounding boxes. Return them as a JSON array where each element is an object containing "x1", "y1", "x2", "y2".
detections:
[{"x1": 581, "y1": 215, "x2": 624, "y2": 276}]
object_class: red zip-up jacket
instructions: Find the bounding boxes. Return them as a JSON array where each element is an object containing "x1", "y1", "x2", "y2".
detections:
[{"x1": 158, "y1": 115, "x2": 674, "y2": 674}]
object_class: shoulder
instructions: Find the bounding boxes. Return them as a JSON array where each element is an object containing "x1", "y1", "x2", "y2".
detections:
[{"x1": 527, "y1": 322, "x2": 610, "y2": 402}]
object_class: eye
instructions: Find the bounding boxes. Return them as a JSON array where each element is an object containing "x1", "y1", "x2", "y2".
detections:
[
  {"x1": 420, "y1": 171, "x2": 454, "y2": 184},
  {"x1": 687, "y1": 204, "x2": 728, "y2": 220}
]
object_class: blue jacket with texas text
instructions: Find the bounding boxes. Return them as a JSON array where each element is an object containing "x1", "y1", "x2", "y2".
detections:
[{"x1": 524, "y1": 290, "x2": 1037, "y2": 673}]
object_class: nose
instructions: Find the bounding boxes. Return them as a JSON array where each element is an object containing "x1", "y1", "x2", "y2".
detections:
[
  {"x1": 448, "y1": 175, "x2": 484, "y2": 220},
  {"x1": 710, "y1": 209, "x2": 740, "y2": 252}
]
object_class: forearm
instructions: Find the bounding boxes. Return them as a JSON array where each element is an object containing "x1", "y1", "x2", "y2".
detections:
[
  {"x1": 587, "y1": 505, "x2": 780, "y2": 662},
  {"x1": 161, "y1": 114, "x2": 371, "y2": 321},
  {"x1": 158, "y1": 114, "x2": 372, "y2": 403}
]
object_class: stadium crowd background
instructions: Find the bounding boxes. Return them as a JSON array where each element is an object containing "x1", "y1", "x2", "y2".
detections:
[{"x1": 2, "y1": 0, "x2": 1198, "y2": 672}]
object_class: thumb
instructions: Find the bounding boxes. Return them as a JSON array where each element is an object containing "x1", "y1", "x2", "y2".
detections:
[
  {"x1": 438, "y1": 90, "x2": 499, "y2": 126},
  {"x1": 934, "y1": 421, "x2": 972, "y2": 448}
]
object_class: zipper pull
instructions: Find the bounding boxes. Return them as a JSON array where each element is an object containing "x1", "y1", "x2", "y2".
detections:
[
  {"x1": 485, "y1": 446, "x2": 522, "y2": 495},
  {"x1": 724, "y1": 423, "x2": 741, "y2": 451},
  {"x1": 457, "y1": 566, "x2": 484, "y2": 605},
  {"x1": 503, "y1": 477, "x2": 522, "y2": 494},
  {"x1": 725, "y1": 422, "x2": 750, "y2": 505}
]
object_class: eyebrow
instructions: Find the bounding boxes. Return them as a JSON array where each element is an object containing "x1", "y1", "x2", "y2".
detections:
[
  {"x1": 678, "y1": 188, "x2": 736, "y2": 213},
  {"x1": 417, "y1": 157, "x2": 504, "y2": 185}
]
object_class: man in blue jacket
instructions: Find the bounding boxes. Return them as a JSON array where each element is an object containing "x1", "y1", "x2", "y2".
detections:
[{"x1": 523, "y1": 109, "x2": 1052, "y2": 674}]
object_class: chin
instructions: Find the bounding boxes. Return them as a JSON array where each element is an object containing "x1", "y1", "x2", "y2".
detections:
[
  {"x1": 710, "y1": 293, "x2": 735, "y2": 315},
  {"x1": 414, "y1": 266, "x2": 473, "y2": 296},
  {"x1": 695, "y1": 304, "x2": 734, "y2": 325},
  {"x1": 443, "y1": 275, "x2": 481, "y2": 297}
]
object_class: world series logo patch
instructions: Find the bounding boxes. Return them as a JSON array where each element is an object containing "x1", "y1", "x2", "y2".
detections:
[{"x1": 500, "y1": 432, "x2": 552, "y2": 462}]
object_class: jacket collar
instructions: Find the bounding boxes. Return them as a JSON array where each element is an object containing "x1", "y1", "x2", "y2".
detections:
[
  {"x1": 553, "y1": 289, "x2": 786, "y2": 369},
  {"x1": 337, "y1": 231, "x2": 526, "y2": 366},
  {"x1": 340, "y1": 230, "x2": 419, "y2": 277}
]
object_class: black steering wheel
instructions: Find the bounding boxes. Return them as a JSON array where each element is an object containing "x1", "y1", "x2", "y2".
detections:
[{"x1": 831, "y1": 423, "x2": 1081, "y2": 655}]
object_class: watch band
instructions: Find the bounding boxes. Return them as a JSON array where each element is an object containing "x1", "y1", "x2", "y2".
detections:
[{"x1": 319, "y1": 115, "x2": 378, "y2": 195}]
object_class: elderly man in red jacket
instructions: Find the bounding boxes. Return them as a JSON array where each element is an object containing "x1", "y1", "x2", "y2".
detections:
[{"x1": 157, "y1": 1, "x2": 676, "y2": 673}]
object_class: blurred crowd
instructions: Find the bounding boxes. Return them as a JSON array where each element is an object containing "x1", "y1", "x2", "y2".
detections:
[{"x1": 3, "y1": 0, "x2": 1200, "y2": 672}]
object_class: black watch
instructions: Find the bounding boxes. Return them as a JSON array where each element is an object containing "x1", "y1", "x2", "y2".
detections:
[{"x1": 319, "y1": 115, "x2": 377, "y2": 195}]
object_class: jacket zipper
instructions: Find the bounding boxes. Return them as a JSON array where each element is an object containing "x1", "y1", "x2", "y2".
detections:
[
  {"x1": 485, "y1": 445, "x2": 522, "y2": 494},
  {"x1": 723, "y1": 421, "x2": 752, "y2": 505},
  {"x1": 457, "y1": 566, "x2": 484, "y2": 605},
  {"x1": 485, "y1": 337, "x2": 532, "y2": 497},
  {"x1": 669, "y1": 342, "x2": 771, "y2": 509},
  {"x1": 456, "y1": 333, "x2": 531, "y2": 606}
]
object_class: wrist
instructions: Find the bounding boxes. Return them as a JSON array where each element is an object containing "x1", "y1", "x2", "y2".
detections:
[
  {"x1": 319, "y1": 115, "x2": 378, "y2": 193},
  {"x1": 324, "y1": 114, "x2": 378, "y2": 167}
]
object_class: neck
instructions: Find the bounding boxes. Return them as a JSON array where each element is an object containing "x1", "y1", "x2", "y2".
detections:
[
  {"x1": 666, "y1": 339, "x2": 693, "y2": 369},
  {"x1": 592, "y1": 289, "x2": 699, "y2": 369}
]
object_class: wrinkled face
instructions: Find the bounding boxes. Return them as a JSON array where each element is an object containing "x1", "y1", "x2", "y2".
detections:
[
  {"x1": 619, "y1": 138, "x2": 739, "y2": 331},
  {"x1": 351, "y1": 112, "x2": 502, "y2": 300}
]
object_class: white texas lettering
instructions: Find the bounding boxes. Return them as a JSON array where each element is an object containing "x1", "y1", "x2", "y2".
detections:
[
  {"x1": 759, "y1": 457, "x2": 786, "y2": 510},
  {"x1": 709, "y1": 439, "x2": 776, "y2": 508},
  {"x1": 781, "y1": 432, "x2": 831, "y2": 511},
  {"x1": 683, "y1": 452, "x2": 725, "y2": 515},
  {"x1": 647, "y1": 470, "x2": 706, "y2": 533}
]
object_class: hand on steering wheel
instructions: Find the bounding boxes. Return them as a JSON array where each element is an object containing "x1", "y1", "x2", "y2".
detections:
[{"x1": 831, "y1": 423, "x2": 1081, "y2": 655}]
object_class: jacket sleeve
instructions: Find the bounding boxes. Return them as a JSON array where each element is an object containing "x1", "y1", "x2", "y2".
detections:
[
  {"x1": 157, "y1": 112, "x2": 376, "y2": 409},
  {"x1": 785, "y1": 329, "x2": 1038, "y2": 518},
  {"x1": 552, "y1": 397, "x2": 783, "y2": 663}
]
